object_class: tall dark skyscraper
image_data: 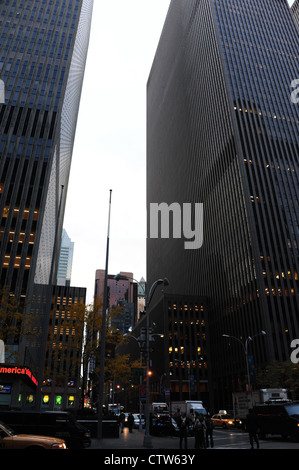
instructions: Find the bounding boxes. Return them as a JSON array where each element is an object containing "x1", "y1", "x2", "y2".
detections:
[
  {"x1": 147, "y1": 0, "x2": 299, "y2": 407},
  {"x1": 0, "y1": 1, "x2": 93, "y2": 370}
]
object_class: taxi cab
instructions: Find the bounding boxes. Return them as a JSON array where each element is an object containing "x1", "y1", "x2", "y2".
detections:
[
  {"x1": 0, "y1": 421, "x2": 67, "y2": 449},
  {"x1": 211, "y1": 413, "x2": 242, "y2": 428}
]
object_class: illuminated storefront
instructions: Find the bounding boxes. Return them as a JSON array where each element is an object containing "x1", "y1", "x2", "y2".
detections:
[{"x1": 0, "y1": 365, "x2": 37, "y2": 408}]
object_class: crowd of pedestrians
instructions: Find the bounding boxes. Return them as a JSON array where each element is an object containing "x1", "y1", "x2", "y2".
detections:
[
  {"x1": 173, "y1": 407, "x2": 260, "y2": 450},
  {"x1": 118, "y1": 406, "x2": 260, "y2": 450},
  {"x1": 173, "y1": 408, "x2": 214, "y2": 450}
]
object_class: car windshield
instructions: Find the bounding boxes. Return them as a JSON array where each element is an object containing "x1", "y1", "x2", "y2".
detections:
[
  {"x1": 286, "y1": 405, "x2": 299, "y2": 417},
  {"x1": 193, "y1": 407, "x2": 206, "y2": 414},
  {"x1": 154, "y1": 406, "x2": 168, "y2": 413},
  {"x1": 0, "y1": 422, "x2": 15, "y2": 436}
]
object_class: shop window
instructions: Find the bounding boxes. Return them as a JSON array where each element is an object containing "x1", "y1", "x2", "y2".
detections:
[
  {"x1": 26, "y1": 394, "x2": 34, "y2": 404},
  {"x1": 68, "y1": 395, "x2": 75, "y2": 407},
  {"x1": 55, "y1": 395, "x2": 62, "y2": 406},
  {"x1": 43, "y1": 394, "x2": 50, "y2": 405}
]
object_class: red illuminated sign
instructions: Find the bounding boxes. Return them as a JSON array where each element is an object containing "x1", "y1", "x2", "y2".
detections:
[{"x1": 0, "y1": 366, "x2": 38, "y2": 386}]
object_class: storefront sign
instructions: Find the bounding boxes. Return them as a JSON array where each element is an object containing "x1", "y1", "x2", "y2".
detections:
[{"x1": 0, "y1": 366, "x2": 38, "y2": 386}]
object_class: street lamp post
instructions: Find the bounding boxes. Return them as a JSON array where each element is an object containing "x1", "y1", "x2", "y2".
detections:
[
  {"x1": 122, "y1": 333, "x2": 143, "y2": 431},
  {"x1": 142, "y1": 277, "x2": 169, "y2": 448},
  {"x1": 222, "y1": 330, "x2": 266, "y2": 407},
  {"x1": 114, "y1": 273, "x2": 169, "y2": 448},
  {"x1": 123, "y1": 332, "x2": 163, "y2": 431}
]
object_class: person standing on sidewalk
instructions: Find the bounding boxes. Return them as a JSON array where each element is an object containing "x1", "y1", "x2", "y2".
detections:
[
  {"x1": 189, "y1": 408, "x2": 196, "y2": 431},
  {"x1": 177, "y1": 412, "x2": 190, "y2": 449},
  {"x1": 128, "y1": 413, "x2": 134, "y2": 433},
  {"x1": 119, "y1": 411, "x2": 125, "y2": 433},
  {"x1": 194, "y1": 413, "x2": 206, "y2": 449},
  {"x1": 205, "y1": 413, "x2": 214, "y2": 448},
  {"x1": 246, "y1": 408, "x2": 260, "y2": 449}
]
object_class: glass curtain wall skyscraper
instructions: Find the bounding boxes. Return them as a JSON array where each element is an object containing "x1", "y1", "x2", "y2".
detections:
[
  {"x1": 57, "y1": 229, "x2": 74, "y2": 286},
  {"x1": 292, "y1": 0, "x2": 299, "y2": 24},
  {"x1": 0, "y1": 1, "x2": 93, "y2": 368},
  {"x1": 147, "y1": 0, "x2": 299, "y2": 406}
]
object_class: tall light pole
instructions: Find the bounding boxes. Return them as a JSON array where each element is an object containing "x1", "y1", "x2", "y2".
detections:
[
  {"x1": 222, "y1": 330, "x2": 266, "y2": 407},
  {"x1": 122, "y1": 333, "x2": 143, "y2": 432},
  {"x1": 97, "y1": 190, "x2": 112, "y2": 441},
  {"x1": 114, "y1": 273, "x2": 169, "y2": 448}
]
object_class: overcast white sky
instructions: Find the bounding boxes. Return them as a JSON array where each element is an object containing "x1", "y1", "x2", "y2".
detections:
[
  {"x1": 63, "y1": 0, "x2": 295, "y2": 303},
  {"x1": 63, "y1": 0, "x2": 171, "y2": 302}
]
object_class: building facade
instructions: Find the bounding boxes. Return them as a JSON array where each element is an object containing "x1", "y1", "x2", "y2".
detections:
[
  {"x1": 147, "y1": 0, "x2": 299, "y2": 409},
  {"x1": 137, "y1": 276, "x2": 146, "y2": 322},
  {"x1": 0, "y1": 0, "x2": 93, "y2": 400},
  {"x1": 94, "y1": 270, "x2": 137, "y2": 333},
  {"x1": 149, "y1": 294, "x2": 209, "y2": 408},
  {"x1": 42, "y1": 284, "x2": 86, "y2": 411},
  {"x1": 57, "y1": 229, "x2": 74, "y2": 286}
]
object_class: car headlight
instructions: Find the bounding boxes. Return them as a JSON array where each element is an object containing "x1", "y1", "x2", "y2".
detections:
[{"x1": 51, "y1": 442, "x2": 67, "y2": 449}]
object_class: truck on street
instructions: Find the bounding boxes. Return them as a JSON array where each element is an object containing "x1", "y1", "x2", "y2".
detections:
[
  {"x1": 232, "y1": 388, "x2": 290, "y2": 420},
  {"x1": 151, "y1": 402, "x2": 169, "y2": 416},
  {"x1": 170, "y1": 400, "x2": 207, "y2": 417}
]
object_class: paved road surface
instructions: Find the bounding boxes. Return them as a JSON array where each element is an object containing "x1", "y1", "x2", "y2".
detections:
[{"x1": 89, "y1": 426, "x2": 299, "y2": 450}]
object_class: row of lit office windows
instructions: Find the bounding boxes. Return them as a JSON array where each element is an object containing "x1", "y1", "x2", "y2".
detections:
[
  {"x1": 169, "y1": 361, "x2": 207, "y2": 369},
  {"x1": 169, "y1": 346, "x2": 202, "y2": 355},
  {"x1": 170, "y1": 303, "x2": 204, "y2": 312},
  {"x1": 2, "y1": 206, "x2": 39, "y2": 220},
  {"x1": 3, "y1": 254, "x2": 31, "y2": 268}
]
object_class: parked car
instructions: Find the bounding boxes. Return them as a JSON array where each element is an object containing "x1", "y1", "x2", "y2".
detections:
[
  {"x1": 133, "y1": 413, "x2": 145, "y2": 429},
  {"x1": 211, "y1": 413, "x2": 242, "y2": 428},
  {"x1": 0, "y1": 421, "x2": 67, "y2": 449},
  {"x1": 0, "y1": 410, "x2": 91, "y2": 449},
  {"x1": 151, "y1": 415, "x2": 179, "y2": 436},
  {"x1": 253, "y1": 402, "x2": 299, "y2": 440},
  {"x1": 76, "y1": 410, "x2": 119, "y2": 438}
]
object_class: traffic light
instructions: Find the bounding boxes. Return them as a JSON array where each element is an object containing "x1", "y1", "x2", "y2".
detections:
[{"x1": 140, "y1": 327, "x2": 146, "y2": 341}]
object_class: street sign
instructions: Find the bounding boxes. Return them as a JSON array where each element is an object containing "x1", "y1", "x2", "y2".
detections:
[{"x1": 139, "y1": 384, "x2": 146, "y2": 402}]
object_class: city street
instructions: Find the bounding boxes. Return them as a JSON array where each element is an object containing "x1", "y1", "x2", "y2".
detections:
[
  {"x1": 89, "y1": 426, "x2": 299, "y2": 450},
  {"x1": 46, "y1": 427, "x2": 299, "y2": 467},
  {"x1": 211, "y1": 428, "x2": 299, "y2": 449}
]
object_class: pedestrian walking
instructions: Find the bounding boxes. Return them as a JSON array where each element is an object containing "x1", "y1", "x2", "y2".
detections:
[
  {"x1": 173, "y1": 408, "x2": 181, "y2": 424},
  {"x1": 205, "y1": 413, "x2": 214, "y2": 448},
  {"x1": 189, "y1": 408, "x2": 196, "y2": 428},
  {"x1": 177, "y1": 412, "x2": 189, "y2": 449},
  {"x1": 128, "y1": 413, "x2": 134, "y2": 433},
  {"x1": 119, "y1": 411, "x2": 125, "y2": 433},
  {"x1": 246, "y1": 408, "x2": 260, "y2": 449},
  {"x1": 194, "y1": 413, "x2": 206, "y2": 449}
]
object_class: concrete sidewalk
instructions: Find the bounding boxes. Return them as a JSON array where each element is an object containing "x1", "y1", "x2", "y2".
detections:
[{"x1": 89, "y1": 427, "x2": 181, "y2": 449}]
